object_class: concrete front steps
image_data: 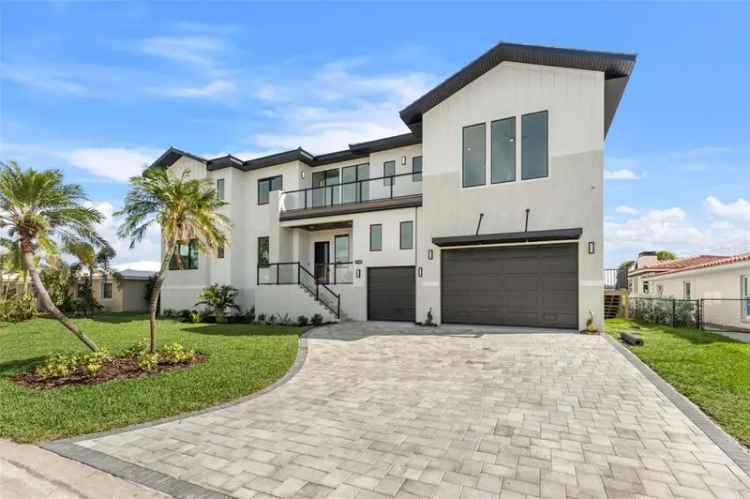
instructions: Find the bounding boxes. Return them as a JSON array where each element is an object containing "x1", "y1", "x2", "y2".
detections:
[{"x1": 255, "y1": 284, "x2": 339, "y2": 323}]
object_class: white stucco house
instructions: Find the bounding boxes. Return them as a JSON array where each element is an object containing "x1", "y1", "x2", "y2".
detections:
[
  {"x1": 628, "y1": 251, "x2": 750, "y2": 331},
  {"x1": 153, "y1": 42, "x2": 637, "y2": 331}
]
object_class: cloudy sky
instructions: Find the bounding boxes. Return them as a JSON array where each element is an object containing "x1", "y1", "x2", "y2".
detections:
[{"x1": 1, "y1": 3, "x2": 749, "y2": 269}]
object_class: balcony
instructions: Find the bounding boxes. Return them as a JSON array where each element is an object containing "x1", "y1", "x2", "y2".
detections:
[{"x1": 280, "y1": 172, "x2": 422, "y2": 221}]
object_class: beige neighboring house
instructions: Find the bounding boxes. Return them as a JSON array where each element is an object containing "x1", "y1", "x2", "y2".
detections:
[
  {"x1": 89, "y1": 270, "x2": 154, "y2": 313},
  {"x1": 154, "y1": 41, "x2": 638, "y2": 331},
  {"x1": 628, "y1": 251, "x2": 750, "y2": 330}
]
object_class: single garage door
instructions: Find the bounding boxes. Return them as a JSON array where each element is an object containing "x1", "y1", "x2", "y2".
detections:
[
  {"x1": 367, "y1": 266, "x2": 415, "y2": 321},
  {"x1": 441, "y1": 244, "x2": 578, "y2": 328}
]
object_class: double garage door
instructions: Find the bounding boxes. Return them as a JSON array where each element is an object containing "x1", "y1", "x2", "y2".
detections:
[
  {"x1": 365, "y1": 244, "x2": 578, "y2": 328},
  {"x1": 441, "y1": 243, "x2": 579, "y2": 328}
]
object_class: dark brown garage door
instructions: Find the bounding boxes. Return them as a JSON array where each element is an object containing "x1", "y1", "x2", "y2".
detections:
[
  {"x1": 367, "y1": 266, "x2": 415, "y2": 321},
  {"x1": 441, "y1": 244, "x2": 578, "y2": 328}
]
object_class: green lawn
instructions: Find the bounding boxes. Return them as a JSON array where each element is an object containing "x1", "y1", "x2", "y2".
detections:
[
  {"x1": 606, "y1": 318, "x2": 750, "y2": 447},
  {"x1": 0, "y1": 314, "x2": 302, "y2": 443}
]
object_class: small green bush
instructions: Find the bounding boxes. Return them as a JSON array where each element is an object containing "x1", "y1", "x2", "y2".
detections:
[
  {"x1": 34, "y1": 353, "x2": 79, "y2": 379},
  {"x1": 257, "y1": 313, "x2": 266, "y2": 323},
  {"x1": 0, "y1": 295, "x2": 38, "y2": 323},
  {"x1": 137, "y1": 352, "x2": 159, "y2": 371},
  {"x1": 243, "y1": 307, "x2": 256, "y2": 324},
  {"x1": 80, "y1": 348, "x2": 111, "y2": 375},
  {"x1": 311, "y1": 313, "x2": 323, "y2": 327},
  {"x1": 123, "y1": 339, "x2": 148, "y2": 358},
  {"x1": 189, "y1": 310, "x2": 201, "y2": 323},
  {"x1": 158, "y1": 343, "x2": 196, "y2": 364},
  {"x1": 297, "y1": 315, "x2": 309, "y2": 327}
]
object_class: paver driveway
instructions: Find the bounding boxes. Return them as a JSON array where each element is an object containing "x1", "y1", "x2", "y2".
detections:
[{"x1": 70, "y1": 323, "x2": 750, "y2": 498}]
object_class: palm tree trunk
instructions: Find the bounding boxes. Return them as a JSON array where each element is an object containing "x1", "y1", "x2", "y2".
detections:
[
  {"x1": 148, "y1": 245, "x2": 175, "y2": 353},
  {"x1": 21, "y1": 249, "x2": 99, "y2": 352}
]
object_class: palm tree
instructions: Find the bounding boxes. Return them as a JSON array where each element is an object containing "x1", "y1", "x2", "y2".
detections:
[
  {"x1": 0, "y1": 161, "x2": 104, "y2": 351},
  {"x1": 116, "y1": 167, "x2": 229, "y2": 352}
]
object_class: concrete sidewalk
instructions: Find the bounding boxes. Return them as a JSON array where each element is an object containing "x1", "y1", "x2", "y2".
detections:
[{"x1": 0, "y1": 440, "x2": 169, "y2": 499}]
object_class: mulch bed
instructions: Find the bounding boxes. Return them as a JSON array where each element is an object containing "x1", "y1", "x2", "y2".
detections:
[{"x1": 12, "y1": 354, "x2": 207, "y2": 390}]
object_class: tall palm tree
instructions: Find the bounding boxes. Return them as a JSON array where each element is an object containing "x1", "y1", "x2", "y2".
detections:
[
  {"x1": 0, "y1": 161, "x2": 104, "y2": 351},
  {"x1": 116, "y1": 167, "x2": 229, "y2": 352}
]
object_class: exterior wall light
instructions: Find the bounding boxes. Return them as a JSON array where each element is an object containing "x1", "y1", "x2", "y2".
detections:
[
  {"x1": 588, "y1": 241, "x2": 595, "y2": 254},
  {"x1": 401, "y1": 155, "x2": 407, "y2": 165},
  {"x1": 418, "y1": 267, "x2": 423, "y2": 277},
  {"x1": 428, "y1": 249, "x2": 434, "y2": 260},
  {"x1": 356, "y1": 268, "x2": 361, "y2": 279}
]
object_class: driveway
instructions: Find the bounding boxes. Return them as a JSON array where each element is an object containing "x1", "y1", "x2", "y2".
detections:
[{"x1": 53, "y1": 323, "x2": 750, "y2": 498}]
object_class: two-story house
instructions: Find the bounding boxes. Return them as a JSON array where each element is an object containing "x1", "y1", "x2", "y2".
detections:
[{"x1": 152, "y1": 42, "x2": 636, "y2": 331}]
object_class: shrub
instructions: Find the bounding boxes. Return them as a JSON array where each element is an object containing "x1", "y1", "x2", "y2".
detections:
[
  {"x1": 162, "y1": 309, "x2": 176, "y2": 318},
  {"x1": 267, "y1": 314, "x2": 277, "y2": 325},
  {"x1": 243, "y1": 307, "x2": 256, "y2": 324},
  {"x1": 280, "y1": 313, "x2": 291, "y2": 326},
  {"x1": 123, "y1": 339, "x2": 148, "y2": 358},
  {"x1": 297, "y1": 315, "x2": 309, "y2": 327},
  {"x1": 0, "y1": 295, "x2": 37, "y2": 323},
  {"x1": 80, "y1": 348, "x2": 112, "y2": 375},
  {"x1": 137, "y1": 352, "x2": 159, "y2": 371},
  {"x1": 189, "y1": 310, "x2": 201, "y2": 324},
  {"x1": 158, "y1": 343, "x2": 196, "y2": 364},
  {"x1": 257, "y1": 313, "x2": 266, "y2": 323},
  {"x1": 34, "y1": 353, "x2": 79, "y2": 379},
  {"x1": 311, "y1": 313, "x2": 323, "y2": 327}
]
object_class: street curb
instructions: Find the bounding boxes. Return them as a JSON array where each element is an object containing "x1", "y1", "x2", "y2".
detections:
[
  {"x1": 41, "y1": 326, "x2": 316, "y2": 499},
  {"x1": 603, "y1": 333, "x2": 750, "y2": 477}
]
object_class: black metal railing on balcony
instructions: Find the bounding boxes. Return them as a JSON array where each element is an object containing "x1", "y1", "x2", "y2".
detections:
[
  {"x1": 604, "y1": 268, "x2": 629, "y2": 290},
  {"x1": 313, "y1": 262, "x2": 353, "y2": 285},
  {"x1": 281, "y1": 172, "x2": 422, "y2": 211},
  {"x1": 257, "y1": 262, "x2": 341, "y2": 318}
]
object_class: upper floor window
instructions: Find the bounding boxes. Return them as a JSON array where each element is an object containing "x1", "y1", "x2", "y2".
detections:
[
  {"x1": 383, "y1": 161, "x2": 396, "y2": 186},
  {"x1": 412, "y1": 156, "x2": 422, "y2": 182},
  {"x1": 216, "y1": 178, "x2": 225, "y2": 201},
  {"x1": 521, "y1": 111, "x2": 549, "y2": 180},
  {"x1": 491, "y1": 117, "x2": 516, "y2": 184},
  {"x1": 743, "y1": 275, "x2": 750, "y2": 318},
  {"x1": 258, "y1": 175, "x2": 283, "y2": 205},
  {"x1": 683, "y1": 281, "x2": 692, "y2": 300},
  {"x1": 170, "y1": 240, "x2": 199, "y2": 270},
  {"x1": 257, "y1": 236, "x2": 269, "y2": 266},
  {"x1": 642, "y1": 280, "x2": 649, "y2": 295},
  {"x1": 656, "y1": 285, "x2": 664, "y2": 297},
  {"x1": 102, "y1": 281, "x2": 113, "y2": 300},
  {"x1": 462, "y1": 123, "x2": 486, "y2": 187},
  {"x1": 217, "y1": 245, "x2": 225, "y2": 259},
  {"x1": 400, "y1": 221, "x2": 414, "y2": 250},
  {"x1": 369, "y1": 224, "x2": 382, "y2": 251}
]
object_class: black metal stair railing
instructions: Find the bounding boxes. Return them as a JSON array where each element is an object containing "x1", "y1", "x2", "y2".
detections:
[{"x1": 258, "y1": 262, "x2": 340, "y2": 318}]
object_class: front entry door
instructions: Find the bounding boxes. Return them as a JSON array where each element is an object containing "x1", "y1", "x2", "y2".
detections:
[{"x1": 314, "y1": 241, "x2": 330, "y2": 283}]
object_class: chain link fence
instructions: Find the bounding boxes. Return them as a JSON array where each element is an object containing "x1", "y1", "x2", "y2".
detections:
[
  {"x1": 628, "y1": 297, "x2": 700, "y2": 328},
  {"x1": 701, "y1": 298, "x2": 750, "y2": 333}
]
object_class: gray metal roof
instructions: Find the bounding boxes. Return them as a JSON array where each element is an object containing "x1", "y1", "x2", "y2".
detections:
[{"x1": 400, "y1": 42, "x2": 637, "y2": 137}]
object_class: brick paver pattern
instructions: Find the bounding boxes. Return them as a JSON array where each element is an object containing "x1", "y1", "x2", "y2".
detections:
[{"x1": 78, "y1": 323, "x2": 750, "y2": 498}]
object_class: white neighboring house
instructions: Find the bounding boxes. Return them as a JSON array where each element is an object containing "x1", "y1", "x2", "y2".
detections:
[
  {"x1": 155, "y1": 42, "x2": 637, "y2": 331},
  {"x1": 628, "y1": 251, "x2": 750, "y2": 330}
]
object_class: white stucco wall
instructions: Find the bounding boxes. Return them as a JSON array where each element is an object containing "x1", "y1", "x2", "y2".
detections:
[{"x1": 419, "y1": 62, "x2": 605, "y2": 330}]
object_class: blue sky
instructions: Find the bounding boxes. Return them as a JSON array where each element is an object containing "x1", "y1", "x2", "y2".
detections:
[{"x1": 2, "y1": 2, "x2": 749, "y2": 269}]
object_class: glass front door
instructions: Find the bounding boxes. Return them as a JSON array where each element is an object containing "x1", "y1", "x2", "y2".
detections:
[{"x1": 314, "y1": 241, "x2": 330, "y2": 283}]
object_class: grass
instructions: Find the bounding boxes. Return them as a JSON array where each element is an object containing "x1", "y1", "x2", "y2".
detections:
[
  {"x1": 606, "y1": 318, "x2": 750, "y2": 447},
  {"x1": 0, "y1": 314, "x2": 302, "y2": 443}
]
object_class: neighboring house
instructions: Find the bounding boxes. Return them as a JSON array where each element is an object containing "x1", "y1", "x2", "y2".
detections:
[
  {"x1": 94, "y1": 270, "x2": 155, "y2": 313},
  {"x1": 155, "y1": 42, "x2": 636, "y2": 330},
  {"x1": 628, "y1": 251, "x2": 750, "y2": 330}
]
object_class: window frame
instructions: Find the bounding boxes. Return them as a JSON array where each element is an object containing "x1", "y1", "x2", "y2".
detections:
[
  {"x1": 521, "y1": 110, "x2": 549, "y2": 181},
  {"x1": 216, "y1": 178, "x2": 225, "y2": 201},
  {"x1": 334, "y1": 234, "x2": 350, "y2": 263},
  {"x1": 169, "y1": 240, "x2": 199, "y2": 270},
  {"x1": 642, "y1": 280, "x2": 649, "y2": 295},
  {"x1": 462, "y1": 122, "x2": 487, "y2": 188},
  {"x1": 102, "y1": 281, "x2": 113, "y2": 300},
  {"x1": 490, "y1": 116, "x2": 516, "y2": 184},
  {"x1": 257, "y1": 236, "x2": 270, "y2": 267},
  {"x1": 399, "y1": 220, "x2": 414, "y2": 250},
  {"x1": 257, "y1": 175, "x2": 283, "y2": 205},
  {"x1": 369, "y1": 224, "x2": 382, "y2": 252},
  {"x1": 383, "y1": 161, "x2": 396, "y2": 186},
  {"x1": 683, "y1": 281, "x2": 692, "y2": 300},
  {"x1": 217, "y1": 245, "x2": 225, "y2": 259},
  {"x1": 412, "y1": 156, "x2": 422, "y2": 182}
]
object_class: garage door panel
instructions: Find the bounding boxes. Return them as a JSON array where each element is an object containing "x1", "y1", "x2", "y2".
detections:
[
  {"x1": 367, "y1": 267, "x2": 415, "y2": 322},
  {"x1": 441, "y1": 244, "x2": 578, "y2": 328}
]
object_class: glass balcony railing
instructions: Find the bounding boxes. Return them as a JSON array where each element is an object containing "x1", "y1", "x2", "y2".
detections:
[{"x1": 281, "y1": 172, "x2": 422, "y2": 211}]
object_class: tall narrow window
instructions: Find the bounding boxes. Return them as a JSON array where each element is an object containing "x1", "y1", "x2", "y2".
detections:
[
  {"x1": 257, "y1": 175, "x2": 283, "y2": 205},
  {"x1": 102, "y1": 282, "x2": 113, "y2": 299},
  {"x1": 521, "y1": 111, "x2": 548, "y2": 180},
  {"x1": 491, "y1": 117, "x2": 516, "y2": 183},
  {"x1": 412, "y1": 156, "x2": 422, "y2": 182},
  {"x1": 462, "y1": 123, "x2": 486, "y2": 187},
  {"x1": 642, "y1": 281, "x2": 650, "y2": 295},
  {"x1": 369, "y1": 224, "x2": 382, "y2": 251},
  {"x1": 169, "y1": 240, "x2": 199, "y2": 270},
  {"x1": 743, "y1": 275, "x2": 750, "y2": 318},
  {"x1": 383, "y1": 161, "x2": 396, "y2": 186},
  {"x1": 257, "y1": 237, "x2": 269, "y2": 266},
  {"x1": 400, "y1": 221, "x2": 414, "y2": 250},
  {"x1": 335, "y1": 235, "x2": 350, "y2": 263},
  {"x1": 683, "y1": 281, "x2": 692, "y2": 300},
  {"x1": 217, "y1": 245, "x2": 225, "y2": 259},
  {"x1": 216, "y1": 178, "x2": 225, "y2": 201}
]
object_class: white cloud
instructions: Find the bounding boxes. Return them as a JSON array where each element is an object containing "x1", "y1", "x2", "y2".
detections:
[
  {"x1": 604, "y1": 169, "x2": 640, "y2": 180},
  {"x1": 615, "y1": 205, "x2": 640, "y2": 215},
  {"x1": 0, "y1": 63, "x2": 88, "y2": 95},
  {"x1": 139, "y1": 35, "x2": 226, "y2": 67},
  {"x1": 153, "y1": 79, "x2": 236, "y2": 99},
  {"x1": 705, "y1": 196, "x2": 750, "y2": 223},
  {"x1": 66, "y1": 147, "x2": 159, "y2": 182},
  {"x1": 113, "y1": 261, "x2": 160, "y2": 272}
]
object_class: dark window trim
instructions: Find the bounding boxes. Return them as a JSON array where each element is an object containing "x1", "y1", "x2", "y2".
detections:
[
  {"x1": 462, "y1": 122, "x2": 487, "y2": 188},
  {"x1": 490, "y1": 116, "x2": 516, "y2": 185},
  {"x1": 334, "y1": 234, "x2": 350, "y2": 263},
  {"x1": 412, "y1": 156, "x2": 422, "y2": 182},
  {"x1": 383, "y1": 160, "x2": 396, "y2": 186},
  {"x1": 169, "y1": 240, "x2": 199, "y2": 270},
  {"x1": 257, "y1": 175, "x2": 283, "y2": 205},
  {"x1": 217, "y1": 245, "x2": 225, "y2": 259},
  {"x1": 400, "y1": 220, "x2": 414, "y2": 250},
  {"x1": 216, "y1": 178, "x2": 225, "y2": 200},
  {"x1": 520, "y1": 110, "x2": 549, "y2": 181},
  {"x1": 257, "y1": 236, "x2": 270, "y2": 266},
  {"x1": 102, "y1": 282, "x2": 113, "y2": 300},
  {"x1": 369, "y1": 224, "x2": 382, "y2": 252}
]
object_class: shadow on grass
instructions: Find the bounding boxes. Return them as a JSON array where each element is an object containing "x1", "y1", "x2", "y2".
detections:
[
  {"x1": 182, "y1": 324, "x2": 303, "y2": 338},
  {"x1": 0, "y1": 356, "x2": 45, "y2": 376},
  {"x1": 87, "y1": 313, "x2": 149, "y2": 324}
]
